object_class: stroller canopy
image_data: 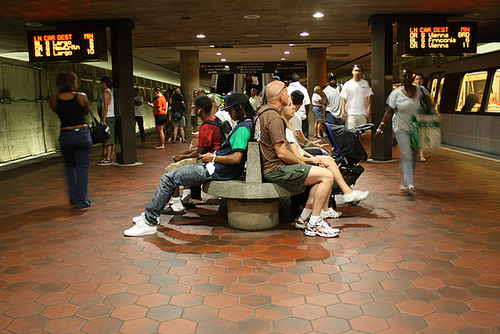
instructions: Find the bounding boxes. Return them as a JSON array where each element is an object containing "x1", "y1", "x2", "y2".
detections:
[{"x1": 326, "y1": 123, "x2": 368, "y2": 163}]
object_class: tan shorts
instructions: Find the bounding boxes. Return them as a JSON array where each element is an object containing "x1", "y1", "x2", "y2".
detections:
[
  {"x1": 165, "y1": 157, "x2": 201, "y2": 172},
  {"x1": 105, "y1": 117, "x2": 116, "y2": 145}
]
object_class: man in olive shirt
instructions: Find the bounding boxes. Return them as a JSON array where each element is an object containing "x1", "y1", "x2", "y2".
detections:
[{"x1": 255, "y1": 81, "x2": 339, "y2": 238}]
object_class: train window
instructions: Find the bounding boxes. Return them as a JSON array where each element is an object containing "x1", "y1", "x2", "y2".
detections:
[
  {"x1": 430, "y1": 78, "x2": 438, "y2": 103},
  {"x1": 455, "y1": 71, "x2": 487, "y2": 112},
  {"x1": 486, "y1": 69, "x2": 500, "y2": 113},
  {"x1": 436, "y1": 77, "x2": 445, "y2": 111}
]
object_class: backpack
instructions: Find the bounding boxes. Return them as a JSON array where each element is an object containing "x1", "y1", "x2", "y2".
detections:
[{"x1": 202, "y1": 116, "x2": 232, "y2": 141}]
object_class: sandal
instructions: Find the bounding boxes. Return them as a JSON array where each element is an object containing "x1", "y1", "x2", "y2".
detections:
[
  {"x1": 420, "y1": 157, "x2": 427, "y2": 162},
  {"x1": 155, "y1": 146, "x2": 165, "y2": 150}
]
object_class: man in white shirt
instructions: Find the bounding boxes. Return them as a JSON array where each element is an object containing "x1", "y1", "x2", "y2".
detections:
[
  {"x1": 134, "y1": 88, "x2": 146, "y2": 141},
  {"x1": 249, "y1": 88, "x2": 261, "y2": 112},
  {"x1": 287, "y1": 74, "x2": 311, "y2": 138},
  {"x1": 341, "y1": 65, "x2": 373, "y2": 129},
  {"x1": 322, "y1": 73, "x2": 344, "y2": 126}
]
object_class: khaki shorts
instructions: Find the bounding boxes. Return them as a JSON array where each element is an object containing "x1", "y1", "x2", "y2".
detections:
[
  {"x1": 263, "y1": 164, "x2": 311, "y2": 192},
  {"x1": 105, "y1": 117, "x2": 116, "y2": 145},
  {"x1": 165, "y1": 157, "x2": 201, "y2": 172}
]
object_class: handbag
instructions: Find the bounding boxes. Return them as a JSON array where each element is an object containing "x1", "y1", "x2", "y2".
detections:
[
  {"x1": 410, "y1": 88, "x2": 441, "y2": 151},
  {"x1": 88, "y1": 111, "x2": 110, "y2": 143}
]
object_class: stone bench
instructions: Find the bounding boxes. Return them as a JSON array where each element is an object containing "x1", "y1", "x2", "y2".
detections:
[{"x1": 203, "y1": 141, "x2": 303, "y2": 231}]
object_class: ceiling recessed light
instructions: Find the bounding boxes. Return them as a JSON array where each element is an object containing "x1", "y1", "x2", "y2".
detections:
[
  {"x1": 313, "y1": 12, "x2": 324, "y2": 18},
  {"x1": 281, "y1": 58, "x2": 286, "y2": 61},
  {"x1": 216, "y1": 52, "x2": 222, "y2": 55},
  {"x1": 463, "y1": 12, "x2": 480, "y2": 18},
  {"x1": 221, "y1": 58, "x2": 227, "y2": 62},
  {"x1": 210, "y1": 45, "x2": 215, "y2": 48},
  {"x1": 196, "y1": 34, "x2": 206, "y2": 39},
  {"x1": 246, "y1": 34, "x2": 259, "y2": 38},
  {"x1": 244, "y1": 15, "x2": 261, "y2": 20},
  {"x1": 300, "y1": 32, "x2": 310, "y2": 37},
  {"x1": 25, "y1": 22, "x2": 43, "y2": 27},
  {"x1": 284, "y1": 51, "x2": 290, "y2": 55},
  {"x1": 289, "y1": 43, "x2": 295, "y2": 47}
]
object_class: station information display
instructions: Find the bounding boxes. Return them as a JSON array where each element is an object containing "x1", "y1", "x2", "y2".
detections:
[
  {"x1": 27, "y1": 29, "x2": 107, "y2": 62},
  {"x1": 398, "y1": 22, "x2": 477, "y2": 56}
]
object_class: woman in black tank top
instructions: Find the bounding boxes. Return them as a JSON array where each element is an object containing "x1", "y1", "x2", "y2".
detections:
[{"x1": 50, "y1": 71, "x2": 92, "y2": 209}]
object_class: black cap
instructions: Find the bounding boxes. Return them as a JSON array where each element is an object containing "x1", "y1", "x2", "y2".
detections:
[
  {"x1": 222, "y1": 93, "x2": 249, "y2": 110},
  {"x1": 327, "y1": 73, "x2": 337, "y2": 81},
  {"x1": 100, "y1": 76, "x2": 112, "y2": 84},
  {"x1": 291, "y1": 74, "x2": 300, "y2": 82}
]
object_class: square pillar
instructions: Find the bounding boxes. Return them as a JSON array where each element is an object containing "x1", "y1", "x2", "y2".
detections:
[{"x1": 370, "y1": 22, "x2": 393, "y2": 161}]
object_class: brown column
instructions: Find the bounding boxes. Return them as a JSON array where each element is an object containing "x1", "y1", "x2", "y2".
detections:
[
  {"x1": 307, "y1": 48, "x2": 327, "y2": 133},
  {"x1": 180, "y1": 50, "x2": 199, "y2": 138}
]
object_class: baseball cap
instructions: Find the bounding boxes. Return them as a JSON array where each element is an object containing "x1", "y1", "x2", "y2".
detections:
[
  {"x1": 271, "y1": 75, "x2": 281, "y2": 81},
  {"x1": 100, "y1": 76, "x2": 112, "y2": 84},
  {"x1": 222, "y1": 92, "x2": 249, "y2": 110},
  {"x1": 327, "y1": 73, "x2": 337, "y2": 81}
]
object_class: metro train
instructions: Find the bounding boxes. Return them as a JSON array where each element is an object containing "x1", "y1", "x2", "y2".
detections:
[{"x1": 416, "y1": 51, "x2": 500, "y2": 156}]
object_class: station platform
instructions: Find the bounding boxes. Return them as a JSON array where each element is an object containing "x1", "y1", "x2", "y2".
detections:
[{"x1": 0, "y1": 134, "x2": 499, "y2": 334}]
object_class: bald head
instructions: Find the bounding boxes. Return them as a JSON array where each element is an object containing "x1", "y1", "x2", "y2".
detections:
[{"x1": 266, "y1": 81, "x2": 287, "y2": 103}]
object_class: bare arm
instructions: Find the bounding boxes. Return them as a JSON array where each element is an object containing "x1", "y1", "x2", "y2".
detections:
[
  {"x1": 375, "y1": 106, "x2": 394, "y2": 139},
  {"x1": 172, "y1": 148, "x2": 198, "y2": 162},
  {"x1": 77, "y1": 93, "x2": 90, "y2": 115},
  {"x1": 102, "y1": 91, "x2": 111, "y2": 122},
  {"x1": 49, "y1": 95, "x2": 57, "y2": 111},
  {"x1": 366, "y1": 95, "x2": 372, "y2": 120},
  {"x1": 341, "y1": 98, "x2": 347, "y2": 122},
  {"x1": 321, "y1": 93, "x2": 327, "y2": 123},
  {"x1": 200, "y1": 151, "x2": 244, "y2": 165},
  {"x1": 273, "y1": 141, "x2": 305, "y2": 165}
]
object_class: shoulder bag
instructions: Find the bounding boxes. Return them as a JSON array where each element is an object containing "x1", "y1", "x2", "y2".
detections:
[
  {"x1": 88, "y1": 111, "x2": 110, "y2": 144},
  {"x1": 410, "y1": 87, "x2": 441, "y2": 152}
]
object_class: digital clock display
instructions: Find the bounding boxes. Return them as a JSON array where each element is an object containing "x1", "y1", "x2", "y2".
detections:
[
  {"x1": 27, "y1": 29, "x2": 107, "y2": 63},
  {"x1": 398, "y1": 22, "x2": 477, "y2": 56}
]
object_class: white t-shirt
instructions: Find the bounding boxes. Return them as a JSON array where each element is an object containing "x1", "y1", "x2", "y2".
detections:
[
  {"x1": 134, "y1": 95, "x2": 144, "y2": 116},
  {"x1": 285, "y1": 128, "x2": 305, "y2": 156},
  {"x1": 287, "y1": 81, "x2": 311, "y2": 120},
  {"x1": 386, "y1": 86, "x2": 428, "y2": 132},
  {"x1": 289, "y1": 115, "x2": 302, "y2": 132},
  {"x1": 341, "y1": 79, "x2": 373, "y2": 115},
  {"x1": 311, "y1": 93, "x2": 322, "y2": 107},
  {"x1": 104, "y1": 88, "x2": 114, "y2": 118},
  {"x1": 323, "y1": 84, "x2": 343, "y2": 118},
  {"x1": 249, "y1": 95, "x2": 261, "y2": 111},
  {"x1": 215, "y1": 109, "x2": 237, "y2": 128}
]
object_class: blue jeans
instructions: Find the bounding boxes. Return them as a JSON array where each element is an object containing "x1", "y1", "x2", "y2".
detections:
[
  {"x1": 325, "y1": 113, "x2": 344, "y2": 126},
  {"x1": 145, "y1": 163, "x2": 211, "y2": 225},
  {"x1": 395, "y1": 130, "x2": 418, "y2": 187},
  {"x1": 59, "y1": 128, "x2": 93, "y2": 208}
]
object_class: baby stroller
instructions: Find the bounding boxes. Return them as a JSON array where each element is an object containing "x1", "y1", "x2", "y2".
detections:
[{"x1": 325, "y1": 122, "x2": 373, "y2": 207}]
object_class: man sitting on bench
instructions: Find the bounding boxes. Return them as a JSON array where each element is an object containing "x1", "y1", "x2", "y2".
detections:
[
  {"x1": 255, "y1": 81, "x2": 340, "y2": 238},
  {"x1": 124, "y1": 93, "x2": 255, "y2": 237}
]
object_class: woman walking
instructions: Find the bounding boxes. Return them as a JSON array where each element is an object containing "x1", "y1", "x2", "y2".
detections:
[{"x1": 50, "y1": 71, "x2": 92, "y2": 209}]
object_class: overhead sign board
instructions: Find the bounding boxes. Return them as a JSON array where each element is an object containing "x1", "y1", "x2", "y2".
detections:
[
  {"x1": 398, "y1": 22, "x2": 477, "y2": 56},
  {"x1": 27, "y1": 29, "x2": 107, "y2": 63},
  {"x1": 201, "y1": 62, "x2": 307, "y2": 74}
]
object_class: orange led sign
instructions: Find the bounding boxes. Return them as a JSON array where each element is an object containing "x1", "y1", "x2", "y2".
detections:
[{"x1": 398, "y1": 22, "x2": 477, "y2": 56}]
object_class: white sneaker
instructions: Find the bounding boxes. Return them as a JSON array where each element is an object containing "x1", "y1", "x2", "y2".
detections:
[
  {"x1": 181, "y1": 193, "x2": 193, "y2": 205},
  {"x1": 321, "y1": 208, "x2": 342, "y2": 219},
  {"x1": 132, "y1": 212, "x2": 159, "y2": 225},
  {"x1": 294, "y1": 216, "x2": 309, "y2": 229},
  {"x1": 304, "y1": 220, "x2": 340, "y2": 238},
  {"x1": 125, "y1": 214, "x2": 157, "y2": 237},
  {"x1": 343, "y1": 190, "x2": 370, "y2": 203},
  {"x1": 399, "y1": 184, "x2": 416, "y2": 192}
]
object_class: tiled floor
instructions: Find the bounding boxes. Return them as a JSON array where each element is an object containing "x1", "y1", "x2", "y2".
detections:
[{"x1": 0, "y1": 134, "x2": 499, "y2": 334}]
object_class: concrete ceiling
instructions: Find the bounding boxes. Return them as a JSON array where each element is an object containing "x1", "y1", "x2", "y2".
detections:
[{"x1": 1, "y1": 0, "x2": 499, "y2": 78}]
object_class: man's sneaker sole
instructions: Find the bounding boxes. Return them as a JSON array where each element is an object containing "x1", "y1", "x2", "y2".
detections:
[{"x1": 304, "y1": 227, "x2": 340, "y2": 238}]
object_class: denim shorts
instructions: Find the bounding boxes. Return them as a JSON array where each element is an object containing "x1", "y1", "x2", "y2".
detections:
[{"x1": 263, "y1": 164, "x2": 311, "y2": 192}]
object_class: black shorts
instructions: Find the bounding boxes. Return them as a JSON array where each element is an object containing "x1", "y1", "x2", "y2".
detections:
[{"x1": 155, "y1": 114, "x2": 167, "y2": 126}]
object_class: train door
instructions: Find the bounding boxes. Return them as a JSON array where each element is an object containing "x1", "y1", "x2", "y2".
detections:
[{"x1": 428, "y1": 71, "x2": 445, "y2": 111}]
